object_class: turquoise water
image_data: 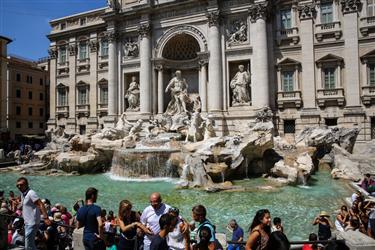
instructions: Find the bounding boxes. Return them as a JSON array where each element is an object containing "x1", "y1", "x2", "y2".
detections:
[{"x1": 0, "y1": 171, "x2": 352, "y2": 241}]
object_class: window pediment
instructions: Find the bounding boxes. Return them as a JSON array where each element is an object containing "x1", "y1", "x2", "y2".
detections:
[
  {"x1": 77, "y1": 81, "x2": 89, "y2": 88},
  {"x1": 56, "y1": 83, "x2": 68, "y2": 89},
  {"x1": 277, "y1": 58, "x2": 301, "y2": 66},
  {"x1": 316, "y1": 54, "x2": 344, "y2": 67},
  {"x1": 98, "y1": 78, "x2": 108, "y2": 85},
  {"x1": 361, "y1": 49, "x2": 375, "y2": 62}
]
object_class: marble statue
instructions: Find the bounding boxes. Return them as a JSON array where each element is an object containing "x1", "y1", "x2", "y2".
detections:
[
  {"x1": 203, "y1": 115, "x2": 216, "y2": 140},
  {"x1": 123, "y1": 40, "x2": 139, "y2": 57},
  {"x1": 230, "y1": 65, "x2": 251, "y2": 106},
  {"x1": 125, "y1": 76, "x2": 140, "y2": 111},
  {"x1": 227, "y1": 21, "x2": 248, "y2": 45},
  {"x1": 165, "y1": 70, "x2": 190, "y2": 115},
  {"x1": 185, "y1": 111, "x2": 204, "y2": 142}
]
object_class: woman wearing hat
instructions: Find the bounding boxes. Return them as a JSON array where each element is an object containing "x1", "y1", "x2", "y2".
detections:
[{"x1": 312, "y1": 211, "x2": 334, "y2": 241}]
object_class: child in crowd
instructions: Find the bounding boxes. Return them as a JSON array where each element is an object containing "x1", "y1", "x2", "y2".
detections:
[{"x1": 272, "y1": 217, "x2": 284, "y2": 232}]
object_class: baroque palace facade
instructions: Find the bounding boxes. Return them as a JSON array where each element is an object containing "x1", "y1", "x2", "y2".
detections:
[{"x1": 47, "y1": 0, "x2": 375, "y2": 141}]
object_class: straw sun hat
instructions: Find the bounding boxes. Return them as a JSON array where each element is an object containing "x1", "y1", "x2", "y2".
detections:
[{"x1": 319, "y1": 211, "x2": 330, "y2": 217}]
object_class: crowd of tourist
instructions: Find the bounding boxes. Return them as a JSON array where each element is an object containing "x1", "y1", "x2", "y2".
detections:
[{"x1": 2, "y1": 176, "x2": 375, "y2": 250}]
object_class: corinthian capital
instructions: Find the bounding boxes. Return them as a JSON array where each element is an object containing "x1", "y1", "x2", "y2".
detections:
[
  {"x1": 340, "y1": 0, "x2": 362, "y2": 14},
  {"x1": 206, "y1": 11, "x2": 221, "y2": 27},
  {"x1": 248, "y1": 2, "x2": 269, "y2": 23},
  {"x1": 48, "y1": 47, "x2": 57, "y2": 59},
  {"x1": 298, "y1": 3, "x2": 316, "y2": 20},
  {"x1": 107, "y1": 30, "x2": 119, "y2": 43},
  {"x1": 138, "y1": 23, "x2": 151, "y2": 38}
]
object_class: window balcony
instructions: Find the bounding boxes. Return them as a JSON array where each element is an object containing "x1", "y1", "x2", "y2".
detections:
[
  {"x1": 76, "y1": 104, "x2": 90, "y2": 117},
  {"x1": 315, "y1": 21, "x2": 342, "y2": 42},
  {"x1": 277, "y1": 90, "x2": 302, "y2": 109},
  {"x1": 56, "y1": 105, "x2": 69, "y2": 118},
  {"x1": 361, "y1": 85, "x2": 375, "y2": 105},
  {"x1": 276, "y1": 27, "x2": 299, "y2": 45},
  {"x1": 316, "y1": 88, "x2": 345, "y2": 107},
  {"x1": 97, "y1": 103, "x2": 108, "y2": 116},
  {"x1": 360, "y1": 16, "x2": 375, "y2": 36}
]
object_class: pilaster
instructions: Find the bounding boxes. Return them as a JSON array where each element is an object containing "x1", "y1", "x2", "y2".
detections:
[
  {"x1": 107, "y1": 29, "x2": 119, "y2": 116},
  {"x1": 68, "y1": 37, "x2": 77, "y2": 119},
  {"x1": 89, "y1": 33, "x2": 98, "y2": 119},
  {"x1": 48, "y1": 45, "x2": 57, "y2": 120}
]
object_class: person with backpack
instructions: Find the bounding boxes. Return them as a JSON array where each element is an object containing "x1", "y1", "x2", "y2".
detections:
[
  {"x1": 191, "y1": 205, "x2": 216, "y2": 250},
  {"x1": 76, "y1": 187, "x2": 104, "y2": 250}
]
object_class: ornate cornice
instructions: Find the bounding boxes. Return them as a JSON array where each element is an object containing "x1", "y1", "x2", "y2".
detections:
[
  {"x1": 48, "y1": 47, "x2": 57, "y2": 59},
  {"x1": 340, "y1": 0, "x2": 362, "y2": 14},
  {"x1": 69, "y1": 44, "x2": 77, "y2": 56},
  {"x1": 206, "y1": 11, "x2": 221, "y2": 27},
  {"x1": 138, "y1": 23, "x2": 151, "y2": 38},
  {"x1": 298, "y1": 3, "x2": 316, "y2": 20},
  {"x1": 248, "y1": 2, "x2": 269, "y2": 23},
  {"x1": 89, "y1": 40, "x2": 98, "y2": 52}
]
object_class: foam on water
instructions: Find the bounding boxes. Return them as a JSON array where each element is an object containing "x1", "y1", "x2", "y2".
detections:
[{"x1": 105, "y1": 172, "x2": 179, "y2": 184}]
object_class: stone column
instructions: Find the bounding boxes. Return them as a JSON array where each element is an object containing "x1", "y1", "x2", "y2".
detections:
[
  {"x1": 156, "y1": 65, "x2": 164, "y2": 114},
  {"x1": 200, "y1": 61, "x2": 208, "y2": 112},
  {"x1": 295, "y1": 66, "x2": 300, "y2": 90},
  {"x1": 342, "y1": 1, "x2": 361, "y2": 106},
  {"x1": 337, "y1": 63, "x2": 342, "y2": 87},
  {"x1": 298, "y1": 3, "x2": 317, "y2": 108},
  {"x1": 317, "y1": 65, "x2": 322, "y2": 89},
  {"x1": 48, "y1": 46, "x2": 57, "y2": 122},
  {"x1": 89, "y1": 35, "x2": 98, "y2": 118},
  {"x1": 138, "y1": 23, "x2": 152, "y2": 114},
  {"x1": 362, "y1": 60, "x2": 368, "y2": 86},
  {"x1": 277, "y1": 67, "x2": 282, "y2": 91},
  {"x1": 68, "y1": 38, "x2": 77, "y2": 119},
  {"x1": 207, "y1": 11, "x2": 223, "y2": 112},
  {"x1": 249, "y1": 2, "x2": 270, "y2": 107},
  {"x1": 108, "y1": 30, "x2": 118, "y2": 116}
]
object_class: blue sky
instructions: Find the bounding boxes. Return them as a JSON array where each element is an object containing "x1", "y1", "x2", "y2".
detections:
[{"x1": 0, "y1": 0, "x2": 106, "y2": 61}]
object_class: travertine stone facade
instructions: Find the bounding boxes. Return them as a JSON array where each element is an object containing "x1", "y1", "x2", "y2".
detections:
[
  {"x1": 47, "y1": 0, "x2": 375, "y2": 141},
  {"x1": 0, "y1": 36, "x2": 12, "y2": 137}
]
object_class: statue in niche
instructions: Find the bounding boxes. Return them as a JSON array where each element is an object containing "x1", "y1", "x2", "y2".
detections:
[
  {"x1": 123, "y1": 39, "x2": 139, "y2": 58},
  {"x1": 165, "y1": 70, "x2": 190, "y2": 116},
  {"x1": 227, "y1": 21, "x2": 248, "y2": 46},
  {"x1": 230, "y1": 65, "x2": 251, "y2": 106},
  {"x1": 125, "y1": 76, "x2": 140, "y2": 111}
]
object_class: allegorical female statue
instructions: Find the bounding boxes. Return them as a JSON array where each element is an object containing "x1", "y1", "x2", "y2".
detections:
[
  {"x1": 165, "y1": 70, "x2": 190, "y2": 115},
  {"x1": 125, "y1": 76, "x2": 140, "y2": 111},
  {"x1": 230, "y1": 65, "x2": 251, "y2": 105}
]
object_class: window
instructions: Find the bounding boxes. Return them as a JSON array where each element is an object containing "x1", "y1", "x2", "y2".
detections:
[
  {"x1": 30, "y1": 76, "x2": 32, "y2": 84},
  {"x1": 79, "y1": 125, "x2": 86, "y2": 135},
  {"x1": 368, "y1": 0, "x2": 375, "y2": 16},
  {"x1": 325, "y1": 118, "x2": 338, "y2": 127},
  {"x1": 40, "y1": 108, "x2": 44, "y2": 117},
  {"x1": 59, "y1": 46, "x2": 67, "y2": 63},
  {"x1": 16, "y1": 106, "x2": 21, "y2": 115},
  {"x1": 100, "y1": 40, "x2": 109, "y2": 57},
  {"x1": 28, "y1": 122, "x2": 33, "y2": 129},
  {"x1": 371, "y1": 117, "x2": 375, "y2": 139},
  {"x1": 57, "y1": 88, "x2": 67, "y2": 106},
  {"x1": 321, "y1": 3, "x2": 333, "y2": 24},
  {"x1": 100, "y1": 86, "x2": 108, "y2": 104},
  {"x1": 28, "y1": 91, "x2": 32, "y2": 99},
  {"x1": 40, "y1": 78, "x2": 43, "y2": 85},
  {"x1": 324, "y1": 68, "x2": 336, "y2": 89},
  {"x1": 282, "y1": 71, "x2": 294, "y2": 92},
  {"x1": 60, "y1": 23, "x2": 66, "y2": 30},
  {"x1": 16, "y1": 122, "x2": 21, "y2": 128},
  {"x1": 16, "y1": 73, "x2": 21, "y2": 82},
  {"x1": 280, "y1": 9, "x2": 292, "y2": 29},
  {"x1": 284, "y1": 120, "x2": 296, "y2": 134},
  {"x1": 28, "y1": 107, "x2": 32, "y2": 116},
  {"x1": 26, "y1": 75, "x2": 33, "y2": 83},
  {"x1": 78, "y1": 87, "x2": 88, "y2": 105},
  {"x1": 369, "y1": 64, "x2": 375, "y2": 86},
  {"x1": 40, "y1": 93, "x2": 44, "y2": 101},
  {"x1": 79, "y1": 42, "x2": 88, "y2": 60},
  {"x1": 16, "y1": 89, "x2": 21, "y2": 98},
  {"x1": 39, "y1": 122, "x2": 44, "y2": 129}
]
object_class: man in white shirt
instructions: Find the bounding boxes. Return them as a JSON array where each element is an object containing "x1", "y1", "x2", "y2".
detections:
[
  {"x1": 141, "y1": 192, "x2": 171, "y2": 250},
  {"x1": 16, "y1": 177, "x2": 51, "y2": 250}
]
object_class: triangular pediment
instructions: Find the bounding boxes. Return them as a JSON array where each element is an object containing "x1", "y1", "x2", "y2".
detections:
[
  {"x1": 77, "y1": 80, "x2": 88, "y2": 86},
  {"x1": 316, "y1": 54, "x2": 344, "y2": 64},
  {"x1": 98, "y1": 78, "x2": 108, "y2": 84},
  {"x1": 361, "y1": 49, "x2": 375, "y2": 61},
  {"x1": 277, "y1": 57, "x2": 301, "y2": 66},
  {"x1": 56, "y1": 83, "x2": 67, "y2": 88}
]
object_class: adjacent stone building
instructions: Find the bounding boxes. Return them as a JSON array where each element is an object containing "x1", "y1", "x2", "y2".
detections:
[{"x1": 47, "y1": 0, "x2": 375, "y2": 141}]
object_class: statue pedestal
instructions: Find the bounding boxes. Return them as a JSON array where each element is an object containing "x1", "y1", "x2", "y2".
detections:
[{"x1": 124, "y1": 111, "x2": 152, "y2": 122}]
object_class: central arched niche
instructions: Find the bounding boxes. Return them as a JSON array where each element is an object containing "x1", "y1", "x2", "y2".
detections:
[{"x1": 162, "y1": 34, "x2": 200, "y2": 61}]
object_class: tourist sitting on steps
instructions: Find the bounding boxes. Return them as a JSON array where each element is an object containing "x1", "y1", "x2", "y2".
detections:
[
  {"x1": 312, "y1": 211, "x2": 333, "y2": 241},
  {"x1": 245, "y1": 209, "x2": 271, "y2": 250},
  {"x1": 191, "y1": 205, "x2": 216, "y2": 250},
  {"x1": 150, "y1": 213, "x2": 190, "y2": 250}
]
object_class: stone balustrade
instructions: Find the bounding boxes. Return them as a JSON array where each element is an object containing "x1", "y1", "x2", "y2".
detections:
[
  {"x1": 317, "y1": 88, "x2": 345, "y2": 107},
  {"x1": 56, "y1": 105, "x2": 69, "y2": 118},
  {"x1": 361, "y1": 85, "x2": 375, "y2": 105},
  {"x1": 276, "y1": 27, "x2": 299, "y2": 45},
  {"x1": 360, "y1": 16, "x2": 375, "y2": 36},
  {"x1": 277, "y1": 90, "x2": 302, "y2": 109},
  {"x1": 315, "y1": 21, "x2": 342, "y2": 41}
]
